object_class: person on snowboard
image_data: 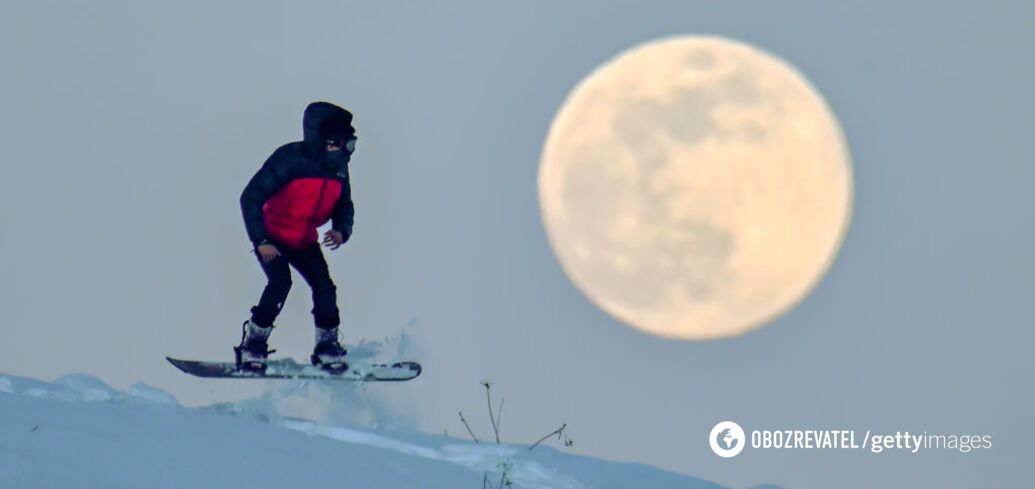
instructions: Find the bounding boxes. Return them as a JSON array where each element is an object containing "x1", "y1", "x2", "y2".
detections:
[{"x1": 236, "y1": 101, "x2": 357, "y2": 371}]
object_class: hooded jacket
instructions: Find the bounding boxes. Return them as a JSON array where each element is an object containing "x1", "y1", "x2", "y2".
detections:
[{"x1": 240, "y1": 102, "x2": 355, "y2": 250}]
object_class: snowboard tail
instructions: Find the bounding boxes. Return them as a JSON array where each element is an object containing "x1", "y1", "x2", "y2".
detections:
[{"x1": 166, "y1": 357, "x2": 421, "y2": 382}]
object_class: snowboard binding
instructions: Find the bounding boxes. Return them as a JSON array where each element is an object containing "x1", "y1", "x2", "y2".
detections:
[
  {"x1": 310, "y1": 353, "x2": 348, "y2": 374},
  {"x1": 311, "y1": 327, "x2": 349, "y2": 374},
  {"x1": 235, "y1": 320, "x2": 276, "y2": 373},
  {"x1": 234, "y1": 344, "x2": 275, "y2": 373}
]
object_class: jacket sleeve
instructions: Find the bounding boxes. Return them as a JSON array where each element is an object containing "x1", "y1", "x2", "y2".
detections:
[
  {"x1": 332, "y1": 169, "x2": 355, "y2": 240},
  {"x1": 240, "y1": 147, "x2": 290, "y2": 247}
]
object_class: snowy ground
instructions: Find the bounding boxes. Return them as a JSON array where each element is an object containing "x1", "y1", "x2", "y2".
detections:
[{"x1": 0, "y1": 372, "x2": 777, "y2": 488}]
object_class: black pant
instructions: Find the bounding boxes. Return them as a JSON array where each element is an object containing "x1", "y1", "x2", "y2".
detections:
[{"x1": 250, "y1": 242, "x2": 340, "y2": 330}]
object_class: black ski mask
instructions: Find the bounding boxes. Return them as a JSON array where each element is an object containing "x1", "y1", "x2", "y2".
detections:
[{"x1": 319, "y1": 117, "x2": 356, "y2": 167}]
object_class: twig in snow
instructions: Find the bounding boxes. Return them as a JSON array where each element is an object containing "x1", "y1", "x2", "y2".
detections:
[
  {"x1": 529, "y1": 423, "x2": 567, "y2": 451},
  {"x1": 495, "y1": 397, "x2": 505, "y2": 436},
  {"x1": 459, "y1": 411, "x2": 480, "y2": 443},
  {"x1": 483, "y1": 380, "x2": 501, "y2": 444}
]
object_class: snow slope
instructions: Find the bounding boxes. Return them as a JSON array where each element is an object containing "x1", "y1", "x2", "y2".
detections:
[{"x1": 0, "y1": 373, "x2": 774, "y2": 488}]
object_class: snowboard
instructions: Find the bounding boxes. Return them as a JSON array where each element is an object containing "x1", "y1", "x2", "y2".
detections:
[{"x1": 166, "y1": 356, "x2": 421, "y2": 382}]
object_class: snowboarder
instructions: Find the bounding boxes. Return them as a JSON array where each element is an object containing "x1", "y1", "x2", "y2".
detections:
[{"x1": 236, "y1": 101, "x2": 357, "y2": 372}]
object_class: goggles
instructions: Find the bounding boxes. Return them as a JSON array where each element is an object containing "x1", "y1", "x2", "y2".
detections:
[{"x1": 326, "y1": 136, "x2": 358, "y2": 154}]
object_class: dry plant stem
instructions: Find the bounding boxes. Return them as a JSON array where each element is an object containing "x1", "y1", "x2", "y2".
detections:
[
  {"x1": 485, "y1": 382, "x2": 500, "y2": 444},
  {"x1": 495, "y1": 397, "x2": 505, "y2": 436},
  {"x1": 460, "y1": 411, "x2": 480, "y2": 443},
  {"x1": 529, "y1": 423, "x2": 567, "y2": 451}
]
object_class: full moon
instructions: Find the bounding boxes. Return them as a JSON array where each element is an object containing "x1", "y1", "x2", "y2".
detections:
[{"x1": 538, "y1": 36, "x2": 852, "y2": 340}]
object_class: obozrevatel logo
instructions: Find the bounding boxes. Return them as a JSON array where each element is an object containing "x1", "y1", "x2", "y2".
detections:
[{"x1": 709, "y1": 421, "x2": 746, "y2": 458}]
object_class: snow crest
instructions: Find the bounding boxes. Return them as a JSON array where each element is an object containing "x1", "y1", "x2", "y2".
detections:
[
  {"x1": 0, "y1": 373, "x2": 178, "y2": 405},
  {"x1": 0, "y1": 357, "x2": 741, "y2": 489},
  {"x1": 282, "y1": 419, "x2": 586, "y2": 489}
]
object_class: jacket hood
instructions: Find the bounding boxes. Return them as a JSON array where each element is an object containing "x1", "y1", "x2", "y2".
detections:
[{"x1": 303, "y1": 102, "x2": 355, "y2": 152}]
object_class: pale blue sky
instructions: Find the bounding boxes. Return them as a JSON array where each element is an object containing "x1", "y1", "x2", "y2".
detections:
[{"x1": 0, "y1": 1, "x2": 1030, "y2": 488}]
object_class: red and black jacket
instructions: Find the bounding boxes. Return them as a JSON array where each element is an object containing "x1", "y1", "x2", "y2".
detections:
[{"x1": 240, "y1": 102, "x2": 355, "y2": 250}]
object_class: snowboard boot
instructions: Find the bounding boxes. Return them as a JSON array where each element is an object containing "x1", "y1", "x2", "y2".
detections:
[
  {"x1": 234, "y1": 319, "x2": 276, "y2": 372},
  {"x1": 311, "y1": 327, "x2": 348, "y2": 373}
]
